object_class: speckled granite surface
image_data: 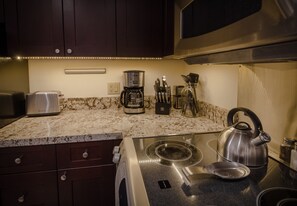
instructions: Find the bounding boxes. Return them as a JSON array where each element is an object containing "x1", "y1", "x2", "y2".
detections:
[
  {"x1": 61, "y1": 96, "x2": 229, "y2": 126},
  {"x1": 0, "y1": 108, "x2": 224, "y2": 148}
]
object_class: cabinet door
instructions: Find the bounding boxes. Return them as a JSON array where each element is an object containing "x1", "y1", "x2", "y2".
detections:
[
  {"x1": 0, "y1": 171, "x2": 58, "y2": 206},
  {"x1": 4, "y1": 0, "x2": 64, "y2": 56},
  {"x1": 116, "y1": 0, "x2": 166, "y2": 57},
  {"x1": 63, "y1": 0, "x2": 116, "y2": 56},
  {"x1": 0, "y1": 0, "x2": 7, "y2": 56},
  {"x1": 58, "y1": 165, "x2": 116, "y2": 206}
]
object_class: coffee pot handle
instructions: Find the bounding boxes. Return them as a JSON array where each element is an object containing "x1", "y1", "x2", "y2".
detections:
[
  {"x1": 120, "y1": 90, "x2": 125, "y2": 106},
  {"x1": 227, "y1": 107, "x2": 263, "y2": 137}
]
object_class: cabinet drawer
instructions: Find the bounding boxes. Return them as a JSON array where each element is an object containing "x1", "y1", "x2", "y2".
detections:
[
  {"x1": 0, "y1": 145, "x2": 56, "y2": 175},
  {"x1": 0, "y1": 171, "x2": 58, "y2": 206},
  {"x1": 57, "y1": 139, "x2": 121, "y2": 169}
]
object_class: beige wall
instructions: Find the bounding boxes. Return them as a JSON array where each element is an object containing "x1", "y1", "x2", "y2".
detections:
[
  {"x1": 238, "y1": 62, "x2": 297, "y2": 154},
  {"x1": 28, "y1": 59, "x2": 187, "y2": 98},
  {"x1": 0, "y1": 60, "x2": 29, "y2": 93},
  {"x1": 28, "y1": 59, "x2": 240, "y2": 111},
  {"x1": 185, "y1": 64, "x2": 239, "y2": 110},
  {"x1": 186, "y1": 62, "x2": 297, "y2": 156}
]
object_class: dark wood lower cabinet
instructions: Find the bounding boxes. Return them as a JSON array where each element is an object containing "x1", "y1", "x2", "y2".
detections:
[
  {"x1": 58, "y1": 165, "x2": 116, "y2": 206},
  {"x1": 0, "y1": 171, "x2": 59, "y2": 206},
  {"x1": 0, "y1": 140, "x2": 120, "y2": 206}
]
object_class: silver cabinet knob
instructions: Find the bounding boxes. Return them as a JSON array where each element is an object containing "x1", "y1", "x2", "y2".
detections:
[
  {"x1": 18, "y1": 195, "x2": 25, "y2": 203},
  {"x1": 67, "y1": 49, "x2": 72, "y2": 54},
  {"x1": 14, "y1": 156, "x2": 23, "y2": 165},
  {"x1": 113, "y1": 146, "x2": 120, "y2": 154},
  {"x1": 60, "y1": 171, "x2": 67, "y2": 181},
  {"x1": 55, "y1": 49, "x2": 60, "y2": 54},
  {"x1": 112, "y1": 153, "x2": 121, "y2": 164},
  {"x1": 82, "y1": 150, "x2": 88, "y2": 159}
]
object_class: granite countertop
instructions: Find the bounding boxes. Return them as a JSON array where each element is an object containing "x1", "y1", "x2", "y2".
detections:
[{"x1": 0, "y1": 108, "x2": 224, "y2": 148}]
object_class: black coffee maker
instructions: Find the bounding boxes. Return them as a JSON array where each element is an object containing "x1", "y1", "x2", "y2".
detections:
[{"x1": 120, "y1": 70, "x2": 145, "y2": 114}]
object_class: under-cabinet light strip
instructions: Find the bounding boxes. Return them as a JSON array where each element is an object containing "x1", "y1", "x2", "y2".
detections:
[
  {"x1": 0, "y1": 57, "x2": 12, "y2": 61},
  {"x1": 64, "y1": 68, "x2": 106, "y2": 74},
  {"x1": 15, "y1": 56, "x2": 163, "y2": 60}
]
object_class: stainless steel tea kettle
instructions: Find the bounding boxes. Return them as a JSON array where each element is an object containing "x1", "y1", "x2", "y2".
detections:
[{"x1": 217, "y1": 107, "x2": 271, "y2": 167}]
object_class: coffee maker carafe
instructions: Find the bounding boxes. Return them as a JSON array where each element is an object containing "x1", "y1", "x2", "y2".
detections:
[{"x1": 120, "y1": 70, "x2": 145, "y2": 114}]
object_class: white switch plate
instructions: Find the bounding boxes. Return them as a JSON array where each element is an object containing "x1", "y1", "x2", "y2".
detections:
[{"x1": 107, "y1": 82, "x2": 121, "y2": 95}]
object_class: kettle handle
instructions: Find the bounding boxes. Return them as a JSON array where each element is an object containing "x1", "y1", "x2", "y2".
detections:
[{"x1": 227, "y1": 107, "x2": 263, "y2": 137}]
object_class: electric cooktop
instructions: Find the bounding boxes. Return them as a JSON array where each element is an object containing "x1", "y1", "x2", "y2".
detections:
[{"x1": 133, "y1": 132, "x2": 297, "y2": 206}]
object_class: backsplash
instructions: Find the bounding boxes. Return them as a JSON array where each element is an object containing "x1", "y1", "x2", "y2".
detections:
[
  {"x1": 198, "y1": 101, "x2": 228, "y2": 127},
  {"x1": 238, "y1": 62, "x2": 297, "y2": 156},
  {"x1": 61, "y1": 96, "x2": 228, "y2": 127}
]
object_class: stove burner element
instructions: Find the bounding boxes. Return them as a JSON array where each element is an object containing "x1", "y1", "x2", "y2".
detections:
[
  {"x1": 146, "y1": 140, "x2": 202, "y2": 167},
  {"x1": 256, "y1": 187, "x2": 297, "y2": 206},
  {"x1": 155, "y1": 143, "x2": 192, "y2": 162}
]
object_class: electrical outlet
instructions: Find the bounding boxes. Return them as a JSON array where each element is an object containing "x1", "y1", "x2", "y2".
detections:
[{"x1": 107, "y1": 82, "x2": 120, "y2": 95}]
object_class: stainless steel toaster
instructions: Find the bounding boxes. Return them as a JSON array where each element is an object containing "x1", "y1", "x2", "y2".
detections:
[{"x1": 26, "y1": 91, "x2": 62, "y2": 116}]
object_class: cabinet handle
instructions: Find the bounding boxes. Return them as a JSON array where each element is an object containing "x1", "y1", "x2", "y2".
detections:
[
  {"x1": 17, "y1": 195, "x2": 25, "y2": 203},
  {"x1": 82, "y1": 149, "x2": 88, "y2": 159},
  {"x1": 67, "y1": 49, "x2": 72, "y2": 54},
  {"x1": 55, "y1": 49, "x2": 60, "y2": 54},
  {"x1": 14, "y1": 155, "x2": 23, "y2": 165},
  {"x1": 60, "y1": 171, "x2": 67, "y2": 181}
]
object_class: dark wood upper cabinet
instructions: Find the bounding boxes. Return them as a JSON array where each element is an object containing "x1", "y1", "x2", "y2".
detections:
[
  {"x1": 63, "y1": 0, "x2": 116, "y2": 56},
  {"x1": 0, "y1": 0, "x2": 7, "y2": 56},
  {"x1": 4, "y1": 0, "x2": 116, "y2": 57},
  {"x1": 3, "y1": 0, "x2": 173, "y2": 57},
  {"x1": 116, "y1": 0, "x2": 173, "y2": 57},
  {"x1": 4, "y1": 0, "x2": 64, "y2": 56},
  {"x1": 0, "y1": 0, "x2": 4, "y2": 22}
]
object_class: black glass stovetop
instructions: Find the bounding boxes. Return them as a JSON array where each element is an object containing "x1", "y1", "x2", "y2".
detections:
[{"x1": 133, "y1": 132, "x2": 297, "y2": 206}]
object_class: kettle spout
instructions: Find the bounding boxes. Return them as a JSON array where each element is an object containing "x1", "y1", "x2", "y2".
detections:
[{"x1": 251, "y1": 130, "x2": 271, "y2": 146}]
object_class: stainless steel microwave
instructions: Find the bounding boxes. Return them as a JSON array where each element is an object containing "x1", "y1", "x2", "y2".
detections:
[{"x1": 171, "y1": 0, "x2": 297, "y2": 64}]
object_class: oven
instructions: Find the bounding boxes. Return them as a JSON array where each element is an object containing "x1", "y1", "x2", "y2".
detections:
[
  {"x1": 114, "y1": 139, "x2": 149, "y2": 206},
  {"x1": 115, "y1": 132, "x2": 297, "y2": 206}
]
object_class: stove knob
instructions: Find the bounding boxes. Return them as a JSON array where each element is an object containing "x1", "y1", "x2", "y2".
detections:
[
  {"x1": 112, "y1": 153, "x2": 121, "y2": 164},
  {"x1": 113, "y1": 146, "x2": 120, "y2": 154}
]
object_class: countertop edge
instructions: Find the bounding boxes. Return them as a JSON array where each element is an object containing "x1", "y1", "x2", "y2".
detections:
[{"x1": 0, "y1": 132, "x2": 123, "y2": 148}]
